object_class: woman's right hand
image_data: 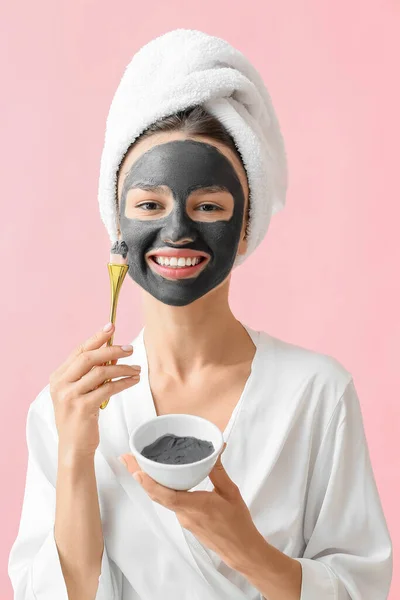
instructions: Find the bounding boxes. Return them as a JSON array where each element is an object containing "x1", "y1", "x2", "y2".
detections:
[{"x1": 49, "y1": 323, "x2": 141, "y2": 460}]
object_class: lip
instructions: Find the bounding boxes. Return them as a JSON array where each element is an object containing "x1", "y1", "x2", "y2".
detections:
[{"x1": 146, "y1": 253, "x2": 210, "y2": 280}]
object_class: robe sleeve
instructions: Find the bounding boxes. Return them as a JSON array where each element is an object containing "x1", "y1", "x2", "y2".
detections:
[
  {"x1": 296, "y1": 378, "x2": 393, "y2": 599},
  {"x1": 8, "y1": 390, "x2": 121, "y2": 599}
]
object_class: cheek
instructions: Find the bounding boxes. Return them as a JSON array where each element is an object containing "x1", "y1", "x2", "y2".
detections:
[
  {"x1": 199, "y1": 218, "x2": 243, "y2": 247},
  {"x1": 120, "y1": 219, "x2": 156, "y2": 247}
]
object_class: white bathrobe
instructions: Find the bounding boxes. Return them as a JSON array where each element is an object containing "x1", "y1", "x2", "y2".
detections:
[{"x1": 8, "y1": 324, "x2": 392, "y2": 599}]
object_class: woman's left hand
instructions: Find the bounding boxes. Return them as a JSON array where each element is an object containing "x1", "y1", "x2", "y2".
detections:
[{"x1": 118, "y1": 444, "x2": 263, "y2": 571}]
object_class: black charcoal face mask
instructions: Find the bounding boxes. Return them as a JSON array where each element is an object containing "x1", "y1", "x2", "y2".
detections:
[{"x1": 118, "y1": 139, "x2": 245, "y2": 307}]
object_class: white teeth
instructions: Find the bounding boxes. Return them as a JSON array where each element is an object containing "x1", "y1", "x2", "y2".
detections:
[{"x1": 153, "y1": 256, "x2": 203, "y2": 268}]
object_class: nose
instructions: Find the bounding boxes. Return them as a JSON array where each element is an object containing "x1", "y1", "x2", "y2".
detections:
[
  {"x1": 161, "y1": 205, "x2": 197, "y2": 245},
  {"x1": 163, "y1": 235, "x2": 193, "y2": 245}
]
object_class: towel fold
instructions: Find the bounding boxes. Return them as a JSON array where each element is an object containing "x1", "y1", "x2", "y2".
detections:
[{"x1": 98, "y1": 28, "x2": 288, "y2": 266}]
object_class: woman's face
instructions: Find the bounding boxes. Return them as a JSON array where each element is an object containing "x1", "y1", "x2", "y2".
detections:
[{"x1": 116, "y1": 131, "x2": 249, "y2": 307}]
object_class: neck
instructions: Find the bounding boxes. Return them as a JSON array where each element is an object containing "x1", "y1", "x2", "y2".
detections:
[{"x1": 141, "y1": 279, "x2": 253, "y2": 380}]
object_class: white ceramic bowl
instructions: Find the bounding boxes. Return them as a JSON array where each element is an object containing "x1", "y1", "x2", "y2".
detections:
[{"x1": 129, "y1": 414, "x2": 224, "y2": 491}]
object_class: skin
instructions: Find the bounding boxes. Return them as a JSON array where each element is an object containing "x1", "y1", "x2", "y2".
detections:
[
  {"x1": 115, "y1": 131, "x2": 302, "y2": 599},
  {"x1": 118, "y1": 139, "x2": 247, "y2": 306},
  {"x1": 116, "y1": 130, "x2": 253, "y2": 379},
  {"x1": 116, "y1": 131, "x2": 249, "y2": 276}
]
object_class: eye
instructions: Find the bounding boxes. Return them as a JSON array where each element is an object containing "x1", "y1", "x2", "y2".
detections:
[
  {"x1": 136, "y1": 201, "x2": 163, "y2": 211},
  {"x1": 196, "y1": 203, "x2": 223, "y2": 212}
]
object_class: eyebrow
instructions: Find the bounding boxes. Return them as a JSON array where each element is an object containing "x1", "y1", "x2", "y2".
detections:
[
  {"x1": 189, "y1": 185, "x2": 230, "y2": 195},
  {"x1": 127, "y1": 183, "x2": 170, "y2": 195},
  {"x1": 127, "y1": 183, "x2": 230, "y2": 194}
]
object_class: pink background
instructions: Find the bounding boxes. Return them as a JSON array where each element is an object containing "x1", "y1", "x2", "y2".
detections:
[{"x1": 1, "y1": 1, "x2": 398, "y2": 597}]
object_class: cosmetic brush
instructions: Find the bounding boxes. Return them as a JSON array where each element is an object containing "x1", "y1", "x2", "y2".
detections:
[{"x1": 99, "y1": 240, "x2": 129, "y2": 410}]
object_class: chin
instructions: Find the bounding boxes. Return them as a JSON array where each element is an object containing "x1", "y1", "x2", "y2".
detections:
[{"x1": 150, "y1": 293, "x2": 205, "y2": 307}]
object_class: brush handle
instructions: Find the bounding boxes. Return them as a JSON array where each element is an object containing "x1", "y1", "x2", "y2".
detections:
[{"x1": 100, "y1": 263, "x2": 129, "y2": 410}]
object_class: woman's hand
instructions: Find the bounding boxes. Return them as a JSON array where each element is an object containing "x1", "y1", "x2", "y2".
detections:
[
  {"x1": 118, "y1": 444, "x2": 264, "y2": 571},
  {"x1": 49, "y1": 323, "x2": 141, "y2": 460}
]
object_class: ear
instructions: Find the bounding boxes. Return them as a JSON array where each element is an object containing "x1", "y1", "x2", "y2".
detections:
[
  {"x1": 237, "y1": 201, "x2": 249, "y2": 257},
  {"x1": 237, "y1": 232, "x2": 248, "y2": 257}
]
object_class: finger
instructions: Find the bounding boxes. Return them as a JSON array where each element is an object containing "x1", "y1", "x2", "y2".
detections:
[
  {"x1": 52, "y1": 323, "x2": 116, "y2": 379},
  {"x1": 64, "y1": 343, "x2": 135, "y2": 383},
  {"x1": 118, "y1": 453, "x2": 140, "y2": 473},
  {"x1": 208, "y1": 451, "x2": 238, "y2": 499},
  {"x1": 135, "y1": 472, "x2": 204, "y2": 511},
  {"x1": 84, "y1": 372, "x2": 141, "y2": 408},
  {"x1": 76, "y1": 364, "x2": 141, "y2": 395}
]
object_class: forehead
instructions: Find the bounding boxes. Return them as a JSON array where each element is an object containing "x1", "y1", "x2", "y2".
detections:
[
  {"x1": 122, "y1": 140, "x2": 242, "y2": 194},
  {"x1": 117, "y1": 131, "x2": 249, "y2": 204}
]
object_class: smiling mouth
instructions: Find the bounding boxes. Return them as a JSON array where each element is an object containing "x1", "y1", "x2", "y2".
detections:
[{"x1": 146, "y1": 255, "x2": 209, "y2": 280}]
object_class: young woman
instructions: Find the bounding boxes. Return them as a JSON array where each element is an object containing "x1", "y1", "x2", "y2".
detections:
[{"x1": 9, "y1": 32, "x2": 392, "y2": 600}]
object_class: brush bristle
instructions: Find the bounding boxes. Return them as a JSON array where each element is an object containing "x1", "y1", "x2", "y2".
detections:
[{"x1": 110, "y1": 241, "x2": 129, "y2": 264}]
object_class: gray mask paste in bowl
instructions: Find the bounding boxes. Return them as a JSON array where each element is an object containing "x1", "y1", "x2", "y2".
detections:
[{"x1": 141, "y1": 433, "x2": 215, "y2": 465}]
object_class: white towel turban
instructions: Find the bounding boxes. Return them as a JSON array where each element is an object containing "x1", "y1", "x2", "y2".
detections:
[{"x1": 98, "y1": 28, "x2": 288, "y2": 267}]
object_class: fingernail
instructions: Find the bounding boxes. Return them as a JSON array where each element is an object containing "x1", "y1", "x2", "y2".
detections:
[
  {"x1": 118, "y1": 455, "x2": 127, "y2": 467},
  {"x1": 121, "y1": 345, "x2": 133, "y2": 352},
  {"x1": 103, "y1": 322, "x2": 113, "y2": 331},
  {"x1": 133, "y1": 472, "x2": 142, "y2": 484}
]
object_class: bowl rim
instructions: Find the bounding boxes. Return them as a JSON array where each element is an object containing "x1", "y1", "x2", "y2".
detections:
[{"x1": 129, "y1": 414, "x2": 224, "y2": 470}]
